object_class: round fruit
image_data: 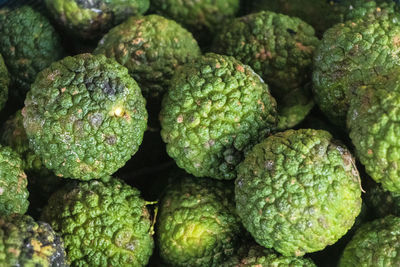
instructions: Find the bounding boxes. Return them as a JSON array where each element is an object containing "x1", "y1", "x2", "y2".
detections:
[
  {"x1": 94, "y1": 14, "x2": 201, "y2": 98},
  {"x1": 156, "y1": 172, "x2": 243, "y2": 266},
  {"x1": 23, "y1": 53, "x2": 147, "y2": 180},
  {"x1": 44, "y1": 0, "x2": 150, "y2": 39},
  {"x1": 0, "y1": 54, "x2": 9, "y2": 111},
  {"x1": 41, "y1": 178, "x2": 154, "y2": 267},
  {"x1": 235, "y1": 129, "x2": 362, "y2": 256},
  {"x1": 160, "y1": 53, "x2": 278, "y2": 180}
]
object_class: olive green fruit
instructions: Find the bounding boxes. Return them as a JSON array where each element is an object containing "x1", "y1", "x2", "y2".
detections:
[
  {"x1": 41, "y1": 178, "x2": 154, "y2": 266},
  {"x1": 44, "y1": 0, "x2": 150, "y2": 40},
  {"x1": 343, "y1": 0, "x2": 399, "y2": 22},
  {"x1": 23, "y1": 53, "x2": 147, "y2": 181},
  {"x1": 0, "y1": 146, "x2": 29, "y2": 216},
  {"x1": 0, "y1": 6, "x2": 64, "y2": 99},
  {"x1": 156, "y1": 173, "x2": 243, "y2": 266},
  {"x1": 94, "y1": 14, "x2": 201, "y2": 98},
  {"x1": 313, "y1": 3, "x2": 400, "y2": 126},
  {"x1": 160, "y1": 53, "x2": 278, "y2": 180},
  {"x1": 347, "y1": 75, "x2": 400, "y2": 193},
  {"x1": 0, "y1": 54, "x2": 9, "y2": 111},
  {"x1": 365, "y1": 181, "x2": 400, "y2": 218},
  {"x1": 339, "y1": 215, "x2": 400, "y2": 266},
  {"x1": 213, "y1": 11, "x2": 319, "y2": 98},
  {"x1": 0, "y1": 214, "x2": 67, "y2": 266},
  {"x1": 236, "y1": 129, "x2": 362, "y2": 256},
  {"x1": 150, "y1": 0, "x2": 239, "y2": 37}
]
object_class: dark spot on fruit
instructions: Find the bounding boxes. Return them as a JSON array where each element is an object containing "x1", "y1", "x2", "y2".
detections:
[
  {"x1": 287, "y1": 28, "x2": 297, "y2": 35},
  {"x1": 105, "y1": 135, "x2": 117, "y2": 145},
  {"x1": 103, "y1": 82, "x2": 116, "y2": 96}
]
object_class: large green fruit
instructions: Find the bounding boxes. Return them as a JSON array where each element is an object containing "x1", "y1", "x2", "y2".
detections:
[
  {"x1": 23, "y1": 53, "x2": 147, "y2": 180},
  {"x1": 160, "y1": 53, "x2": 278, "y2": 180},
  {"x1": 0, "y1": 6, "x2": 64, "y2": 99},
  {"x1": 0, "y1": 146, "x2": 29, "y2": 216},
  {"x1": 94, "y1": 14, "x2": 201, "y2": 98},
  {"x1": 313, "y1": 1, "x2": 400, "y2": 126},
  {"x1": 44, "y1": 0, "x2": 150, "y2": 39},
  {"x1": 0, "y1": 214, "x2": 67, "y2": 266},
  {"x1": 235, "y1": 129, "x2": 362, "y2": 256},
  {"x1": 213, "y1": 11, "x2": 319, "y2": 97},
  {"x1": 0, "y1": 54, "x2": 9, "y2": 111},
  {"x1": 41, "y1": 178, "x2": 154, "y2": 266},
  {"x1": 156, "y1": 173, "x2": 243, "y2": 266},
  {"x1": 339, "y1": 215, "x2": 400, "y2": 266}
]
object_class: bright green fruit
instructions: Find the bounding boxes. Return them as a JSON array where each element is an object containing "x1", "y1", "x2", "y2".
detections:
[
  {"x1": 23, "y1": 53, "x2": 147, "y2": 180},
  {"x1": 0, "y1": 54, "x2": 9, "y2": 111},
  {"x1": 44, "y1": 0, "x2": 150, "y2": 40},
  {"x1": 313, "y1": 2, "x2": 400, "y2": 125},
  {"x1": 347, "y1": 74, "x2": 400, "y2": 193},
  {"x1": 213, "y1": 11, "x2": 319, "y2": 97},
  {"x1": 236, "y1": 129, "x2": 362, "y2": 256},
  {"x1": 156, "y1": 173, "x2": 243, "y2": 266},
  {"x1": 41, "y1": 178, "x2": 154, "y2": 266},
  {"x1": 0, "y1": 146, "x2": 29, "y2": 216},
  {"x1": 94, "y1": 14, "x2": 201, "y2": 98},
  {"x1": 0, "y1": 6, "x2": 64, "y2": 99},
  {"x1": 160, "y1": 53, "x2": 278, "y2": 180},
  {"x1": 0, "y1": 214, "x2": 67, "y2": 266},
  {"x1": 339, "y1": 215, "x2": 400, "y2": 266}
]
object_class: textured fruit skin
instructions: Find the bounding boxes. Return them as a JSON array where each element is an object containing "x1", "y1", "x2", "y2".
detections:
[
  {"x1": 156, "y1": 173, "x2": 243, "y2": 266},
  {"x1": 160, "y1": 53, "x2": 278, "y2": 180},
  {"x1": 365, "y1": 182, "x2": 400, "y2": 218},
  {"x1": 347, "y1": 76, "x2": 400, "y2": 193},
  {"x1": 213, "y1": 11, "x2": 319, "y2": 97},
  {"x1": 41, "y1": 178, "x2": 154, "y2": 266},
  {"x1": 0, "y1": 54, "x2": 9, "y2": 111},
  {"x1": 0, "y1": 146, "x2": 29, "y2": 216},
  {"x1": 23, "y1": 53, "x2": 147, "y2": 180},
  {"x1": 0, "y1": 6, "x2": 64, "y2": 98},
  {"x1": 150, "y1": 0, "x2": 239, "y2": 35},
  {"x1": 313, "y1": 3, "x2": 400, "y2": 125},
  {"x1": 45, "y1": 0, "x2": 150, "y2": 40},
  {"x1": 0, "y1": 214, "x2": 67, "y2": 266},
  {"x1": 235, "y1": 129, "x2": 362, "y2": 256},
  {"x1": 94, "y1": 15, "x2": 201, "y2": 98},
  {"x1": 339, "y1": 215, "x2": 400, "y2": 266}
]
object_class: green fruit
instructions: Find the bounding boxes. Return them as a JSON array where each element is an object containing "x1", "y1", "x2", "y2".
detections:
[
  {"x1": 365, "y1": 181, "x2": 400, "y2": 218},
  {"x1": 347, "y1": 75, "x2": 400, "y2": 193},
  {"x1": 156, "y1": 173, "x2": 243, "y2": 266},
  {"x1": 212, "y1": 11, "x2": 319, "y2": 97},
  {"x1": 150, "y1": 0, "x2": 239, "y2": 36},
  {"x1": 41, "y1": 178, "x2": 154, "y2": 266},
  {"x1": 94, "y1": 14, "x2": 201, "y2": 98},
  {"x1": 339, "y1": 215, "x2": 400, "y2": 266},
  {"x1": 0, "y1": 6, "x2": 64, "y2": 99},
  {"x1": 160, "y1": 53, "x2": 278, "y2": 180},
  {"x1": 0, "y1": 54, "x2": 9, "y2": 111},
  {"x1": 0, "y1": 214, "x2": 67, "y2": 266},
  {"x1": 235, "y1": 129, "x2": 362, "y2": 256},
  {"x1": 313, "y1": 3, "x2": 400, "y2": 126},
  {"x1": 23, "y1": 53, "x2": 147, "y2": 180},
  {"x1": 0, "y1": 146, "x2": 29, "y2": 216},
  {"x1": 44, "y1": 0, "x2": 150, "y2": 40}
]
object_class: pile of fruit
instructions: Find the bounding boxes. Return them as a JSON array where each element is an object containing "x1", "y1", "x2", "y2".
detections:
[{"x1": 0, "y1": 0, "x2": 400, "y2": 266}]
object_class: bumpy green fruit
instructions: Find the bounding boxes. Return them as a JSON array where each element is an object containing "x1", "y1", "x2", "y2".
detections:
[
  {"x1": 365, "y1": 181, "x2": 400, "y2": 218},
  {"x1": 44, "y1": 0, "x2": 150, "y2": 39},
  {"x1": 0, "y1": 6, "x2": 64, "y2": 99},
  {"x1": 23, "y1": 53, "x2": 147, "y2": 180},
  {"x1": 0, "y1": 54, "x2": 9, "y2": 110},
  {"x1": 41, "y1": 178, "x2": 154, "y2": 266},
  {"x1": 0, "y1": 214, "x2": 67, "y2": 266},
  {"x1": 236, "y1": 129, "x2": 362, "y2": 256},
  {"x1": 156, "y1": 173, "x2": 243, "y2": 266},
  {"x1": 150, "y1": 0, "x2": 239, "y2": 36},
  {"x1": 94, "y1": 15, "x2": 201, "y2": 98},
  {"x1": 0, "y1": 146, "x2": 29, "y2": 216},
  {"x1": 160, "y1": 53, "x2": 278, "y2": 180},
  {"x1": 313, "y1": 3, "x2": 400, "y2": 125},
  {"x1": 213, "y1": 11, "x2": 319, "y2": 97},
  {"x1": 347, "y1": 74, "x2": 400, "y2": 193},
  {"x1": 339, "y1": 215, "x2": 400, "y2": 266}
]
